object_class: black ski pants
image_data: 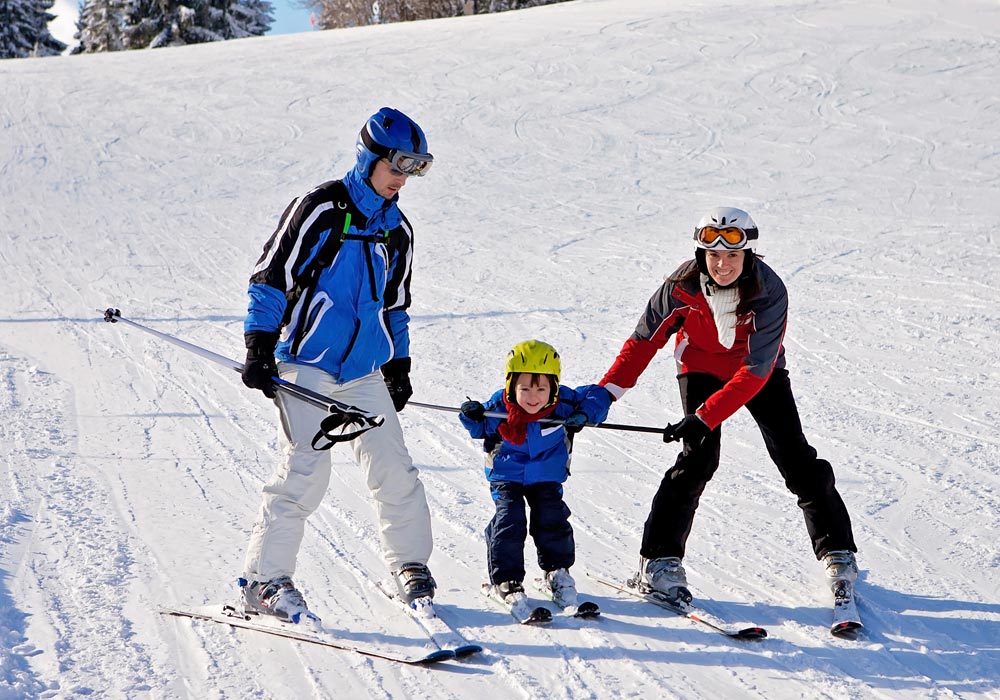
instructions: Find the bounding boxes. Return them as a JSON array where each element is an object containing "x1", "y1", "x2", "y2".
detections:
[
  {"x1": 640, "y1": 369, "x2": 857, "y2": 561},
  {"x1": 485, "y1": 481, "x2": 575, "y2": 584}
]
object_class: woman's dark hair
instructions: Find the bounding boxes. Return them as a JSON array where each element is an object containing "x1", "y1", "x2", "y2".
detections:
[{"x1": 669, "y1": 252, "x2": 762, "y2": 316}]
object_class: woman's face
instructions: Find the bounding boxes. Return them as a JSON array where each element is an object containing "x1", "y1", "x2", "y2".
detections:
[{"x1": 705, "y1": 249, "x2": 745, "y2": 287}]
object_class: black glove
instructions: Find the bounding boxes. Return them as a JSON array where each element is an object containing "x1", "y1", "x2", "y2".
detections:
[
  {"x1": 460, "y1": 399, "x2": 486, "y2": 422},
  {"x1": 381, "y1": 357, "x2": 413, "y2": 412},
  {"x1": 563, "y1": 411, "x2": 588, "y2": 435},
  {"x1": 663, "y1": 414, "x2": 711, "y2": 446},
  {"x1": 241, "y1": 331, "x2": 279, "y2": 399}
]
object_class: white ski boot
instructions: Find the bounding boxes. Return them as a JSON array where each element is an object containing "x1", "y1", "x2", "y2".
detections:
[
  {"x1": 636, "y1": 556, "x2": 692, "y2": 604},
  {"x1": 239, "y1": 576, "x2": 317, "y2": 624},
  {"x1": 823, "y1": 550, "x2": 858, "y2": 590},
  {"x1": 543, "y1": 568, "x2": 578, "y2": 608}
]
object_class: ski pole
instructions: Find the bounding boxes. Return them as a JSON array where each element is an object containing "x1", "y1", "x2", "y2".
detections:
[
  {"x1": 407, "y1": 400, "x2": 665, "y2": 435},
  {"x1": 101, "y1": 308, "x2": 384, "y2": 443}
]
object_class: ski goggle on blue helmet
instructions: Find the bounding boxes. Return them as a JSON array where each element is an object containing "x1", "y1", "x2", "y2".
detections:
[{"x1": 357, "y1": 108, "x2": 434, "y2": 177}]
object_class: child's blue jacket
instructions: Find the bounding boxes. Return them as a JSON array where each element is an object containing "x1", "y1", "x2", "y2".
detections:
[{"x1": 459, "y1": 384, "x2": 612, "y2": 484}]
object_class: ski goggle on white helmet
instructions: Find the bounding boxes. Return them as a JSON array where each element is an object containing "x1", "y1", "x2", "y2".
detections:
[{"x1": 693, "y1": 207, "x2": 759, "y2": 250}]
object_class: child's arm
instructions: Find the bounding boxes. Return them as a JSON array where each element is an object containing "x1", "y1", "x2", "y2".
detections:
[
  {"x1": 458, "y1": 389, "x2": 505, "y2": 439},
  {"x1": 568, "y1": 384, "x2": 614, "y2": 425},
  {"x1": 458, "y1": 400, "x2": 487, "y2": 438}
]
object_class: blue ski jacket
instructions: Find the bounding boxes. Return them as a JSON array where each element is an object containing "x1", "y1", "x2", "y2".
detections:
[
  {"x1": 459, "y1": 385, "x2": 612, "y2": 485},
  {"x1": 244, "y1": 168, "x2": 413, "y2": 383}
]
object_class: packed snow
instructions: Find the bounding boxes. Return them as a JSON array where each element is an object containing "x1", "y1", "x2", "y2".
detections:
[{"x1": 2, "y1": 0, "x2": 999, "y2": 697}]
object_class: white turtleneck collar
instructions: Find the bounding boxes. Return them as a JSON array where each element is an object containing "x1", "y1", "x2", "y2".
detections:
[{"x1": 699, "y1": 274, "x2": 740, "y2": 349}]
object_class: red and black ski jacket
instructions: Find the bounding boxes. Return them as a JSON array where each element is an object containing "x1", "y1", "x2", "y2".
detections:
[{"x1": 600, "y1": 259, "x2": 788, "y2": 429}]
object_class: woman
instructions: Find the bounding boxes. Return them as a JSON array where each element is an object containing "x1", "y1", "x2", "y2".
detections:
[{"x1": 599, "y1": 206, "x2": 858, "y2": 603}]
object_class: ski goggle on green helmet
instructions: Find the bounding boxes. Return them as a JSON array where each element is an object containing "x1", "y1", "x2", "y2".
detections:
[{"x1": 504, "y1": 340, "x2": 561, "y2": 405}]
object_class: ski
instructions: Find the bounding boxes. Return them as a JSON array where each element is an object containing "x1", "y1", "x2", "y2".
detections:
[
  {"x1": 481, "y1": 583, "x2": 552, "y2": 625},
  {"x1": 160, "y1": 604, "x2": 455, "y2": 664},
  {"x1": 375, "y1": 581, "x2": 483, "y2": 657},
  {"x1": 587, "y1": 573, "x2": 767, "y2": 640},
  {"x1": 532, "y1": 578, "x2": 600, "y2": 619},
  {"x1": 830, "y1": 579, "x2": 864, "y2": 637}
]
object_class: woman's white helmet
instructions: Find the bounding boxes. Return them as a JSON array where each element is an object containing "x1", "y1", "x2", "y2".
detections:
[
  {"x1": 693, "y1": 207, "x2": 759, "y2": 250},
  {"x1": 692, "y1": 206, "x2": 759, "y2": 283}
]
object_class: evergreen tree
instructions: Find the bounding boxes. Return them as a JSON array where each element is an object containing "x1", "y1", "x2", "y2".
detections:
[
  {"x1": 218, "y1": 0, "x2": 273, "y2": 38},
  {"x1": 73, "y1": 0, "x2": 128, "y2": 53},
  {"x1": 0, "y1": 0, "x2": 67, "y2": 58},
  {"x1": 120, "y1": 0, "x2": 272, "y2": 50}
]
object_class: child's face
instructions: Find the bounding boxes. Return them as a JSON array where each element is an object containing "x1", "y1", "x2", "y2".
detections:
[{"x1": 514, "y1": 374, "x2": 552, "y2": 414}]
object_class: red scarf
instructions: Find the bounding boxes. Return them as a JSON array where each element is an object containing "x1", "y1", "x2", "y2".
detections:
[{"x1": 499, "y1": 395, "x2": 558, "y2": 446}]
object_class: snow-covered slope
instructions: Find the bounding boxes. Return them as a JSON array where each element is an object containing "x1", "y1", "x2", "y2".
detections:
[{"x1": 2, "y1": 0, "x2": 999, "y2": 697}]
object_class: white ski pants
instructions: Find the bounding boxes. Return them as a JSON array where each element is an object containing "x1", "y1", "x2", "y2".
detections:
[{"x1": 242, "y1": 363, "x2": 433, "y2": 582}]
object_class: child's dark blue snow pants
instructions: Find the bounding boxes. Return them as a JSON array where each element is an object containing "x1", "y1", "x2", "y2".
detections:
[{"x1": 485, "y1": 480, "x2": 574, "y2": 584}]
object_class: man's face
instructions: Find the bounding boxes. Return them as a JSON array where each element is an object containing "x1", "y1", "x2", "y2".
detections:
[{"x1": 369, "y1": 158, "x2": 408, "y2": 199}]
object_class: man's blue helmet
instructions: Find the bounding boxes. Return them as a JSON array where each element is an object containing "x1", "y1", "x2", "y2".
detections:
[{"x1": 355, "y1": 107, "x2": 433, "y2": 178}]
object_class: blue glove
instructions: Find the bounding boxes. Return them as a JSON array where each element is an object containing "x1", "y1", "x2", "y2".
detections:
[
  {"x1": 663, "y1": 414, "x2": 711, "y2": 446},
  {"x1": 460, "y1": 400, "x2": 486, "y2": 422},
  {"x1": 563, "y1": 412, "x2": 588, "y2": 435}
]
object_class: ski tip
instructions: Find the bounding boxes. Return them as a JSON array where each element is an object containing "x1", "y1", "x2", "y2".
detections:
[
  {"x1": 831, "y1": 621, "x2": 864, "y2": 638},
  {"x1": 523, "y1": 607, "x2": 553, "y2": 625},
  {"x1": 453, "y1": 644, "x2": 485, "y2": 657},
  {"x1": 419, "y1": 649, "x2": 457, "y2": 664},
  {"x1": 735, "y1": 626, "x2": 768, "y2": 640},
  {"x1": 574, "y1": 601, "x2": 601, "y2": 618}
]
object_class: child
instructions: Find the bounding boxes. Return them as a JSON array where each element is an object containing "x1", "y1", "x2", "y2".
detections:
[{"x1": 459, "y1": 339, "x2": 612, "y2": 608}]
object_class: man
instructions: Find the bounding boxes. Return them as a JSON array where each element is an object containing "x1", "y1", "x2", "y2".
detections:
[{"x1": 238, "y1": 107, "x2": 436, "y2": 622}]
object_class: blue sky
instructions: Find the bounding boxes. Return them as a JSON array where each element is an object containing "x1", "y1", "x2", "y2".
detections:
[{"x1": 270, "y1": 0, "x2": 316, "y2": 35}]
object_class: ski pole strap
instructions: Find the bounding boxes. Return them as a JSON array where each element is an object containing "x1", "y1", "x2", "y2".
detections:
[
  {"x1": 406, "y1": 400, "x2": 665, "y2": 435},
  {"x1": 272, "y1": 377, "x2": 385, "y2": 449},
  {"x1": 311, "y1": 410, "x2": 385, "y2": 450}
]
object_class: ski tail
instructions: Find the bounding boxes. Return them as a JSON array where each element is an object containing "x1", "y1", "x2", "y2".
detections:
[
  {"x1": 375, "y1": 580, "x2": 483, "y2": 656},
  {"x1": 160, "y1": 604, "x2": 454, "y2": 664},
  {"x1": 586, "y1": 572, "x2": 766, "y2": 640},
  {"x1": 482, "y1": 583, "x2": 553, "y2": 625}
]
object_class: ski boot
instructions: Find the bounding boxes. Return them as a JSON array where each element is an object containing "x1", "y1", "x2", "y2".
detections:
[
  {"x1": 238, "y1": 576, "x2": 317, "y2": 624},
  {"x1": 631, "y1": 556, "x2": 692, "y2": 604},
  {"x1": 543, "y1": 568, "x2": 578, "y2": 608},
  {"x1": 497, "y1": 580, "x2": 525, "y2": 604},
  {"x1": 823, "y1": 550, "x2": 858, "y2": 592},
  {"x1": 392, "y1": 562, "x2": 436, "y2": 604}
]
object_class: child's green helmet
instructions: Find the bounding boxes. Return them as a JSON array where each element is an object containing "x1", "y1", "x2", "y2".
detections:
[{"x1": 504, "y1": 340, "x2": 561, "y2": 403}]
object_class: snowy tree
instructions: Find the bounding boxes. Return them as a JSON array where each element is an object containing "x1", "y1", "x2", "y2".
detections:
[
  {"x1": 73, "y1": 0, "x2": 129, "y2": 53},
  {"x1": 119, "y1": 0, "x2": 273, "y2": 50},
  {"x1": 310, "y1": 0, "x2": 567, "y2": 30},
  {"x1": 472, "y1": 0, "x2": 569, "y2": 11},
  {"x1": 0, "y1": 0, "x2": 67, "y2": 58},
  {"x1": 221, "y1": 0, "x2": 272, "y2": 38}
]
